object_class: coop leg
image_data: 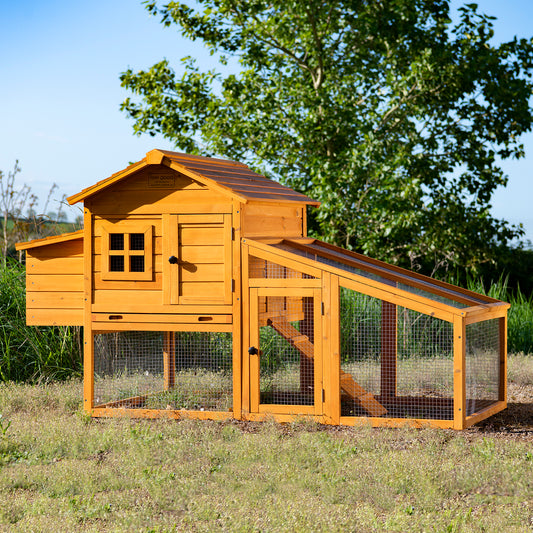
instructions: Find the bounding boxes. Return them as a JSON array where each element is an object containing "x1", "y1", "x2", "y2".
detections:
[
  {"x1": 381, "y1": 301, "x2": 397, "y2": 399},
  {"x1": 163, "y1": 331, "x2": 176, "y2": 390}
]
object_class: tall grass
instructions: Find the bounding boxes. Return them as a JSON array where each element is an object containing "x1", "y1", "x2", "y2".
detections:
[
  {"x1": 465, "y1": 276, "x2": 533, "y2": 355},
  {"x1": 0, "y1": 259, "x2": 82, "y2": 382}
]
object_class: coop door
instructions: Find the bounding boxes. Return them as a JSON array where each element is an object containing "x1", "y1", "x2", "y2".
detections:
[
  {"x1": 249, "y1": 287, "x2": 323, "y2": 416},
  {"x1": 163, "y1": 214, "x2": 232, "y2": 305}
]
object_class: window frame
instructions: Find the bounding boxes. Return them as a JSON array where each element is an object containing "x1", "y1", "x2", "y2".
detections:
[{"x1": 101, "y1": 225, "x2": 153, "y2": 281}]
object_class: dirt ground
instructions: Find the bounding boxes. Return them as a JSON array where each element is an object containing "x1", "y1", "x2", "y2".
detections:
[{"x1": 469, "y1": 383, "x2": 533, "y2": 440}]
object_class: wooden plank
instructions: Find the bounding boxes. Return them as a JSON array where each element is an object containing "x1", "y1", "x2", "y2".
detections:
[
  {"x1": 179, "y1": 214, "x2": 224, "y2": 224},
  {"x1": 83, "y1": 206, "x2": 94, "y2": 413},
  {"x1": 93, "y1": 290, "x2": 163, "y2": 308},
  {"x1": 92, "y1": 303, "x2": 233, "y2": 314},
  {"x1": 313, "y1": 287, "x2": 323, "y2": 416},
  {"x1": 499, "y1": 316, "x2": 507, "y2": 403},
  {"x1": 463, "y1": 400, "x2": 507, "y2": 428},
  {"x1": 94, "y1": 273, "x2": 162, "y2": 291},
  {"x1": 339, "y1": 416, "x2": 454, "y2": 429},
  {"x1": 93, "y1": 322, "x2": 232, "y2": 332},
  {"x1": 180, "y1": 245, "x2": 224, "y2": 263},
  {"x1": 94, "y1": 255, "x2": 163, "y2": 274},
  {"x1": 179, "y1": 263, "x2": 224, "y2": 282},
  {"x1": 168, "y1": 214, "x2": 179, "y2": 304},
  {"x1": 27, "y1": 309, "x2": 84, "y2": 326},
  {"x1": 26, "y1": 239, "x2": 83, "y2": 259},
  {"x1": 249, "y1": 278, "x2": 321, "y2": 288},
  {"x1": 249, "y1": 288, "x2": 260, "y2": 413},
  {"x1": 453, "y1": 315, "x2": 466, "y2": 430},
  {"x1": 326, "y1": 273, "x2": 341, "y2": 424},
  {"x1": 241, "y1": 242, "x2": 251, "y2": 415},
  {"x1": 163, "y1": 332, "x2": 176, "y2": 390},
  {"x1": 91, "y1": 313, "x2": 232, "y2": 324},
  {"x1": 381, "y1": 301, "x2": 397, "y2": 399},
  {"x1": 464, "y1": 303, "x2": 510, "y2": 325},
  {"x1": 94, "y1": 235, "x2": 163, "y2": 255},
  {"x1": 179, "y1": 282, "x2": 225, "y2": 299},
  {"x1": 115, "y1": 172, "x2": 203, "y2": 191},
  {"x1": 16, "y1": 230, "x2": 83, "y2": 251},
  {"x1": 258, "y1": 404, "x2": 315, "y2": 415},
  {"x1": 243, "y1": 215, "x2": 303, "y2": 238},
  {"x1": 27, "y1": 274, "x2": 83, "y2": 292},
  {"x1": 162, "y1": 214, "x2": 172, "y2": 305},
  {"x1": 243, "y1": 203, "x2": 302, "y2": 218},
  {"x1": 224, "y1": 213, "x2": 233, "y2": 305},
  {"x1": 232, "y1": 202, "x2": 243, "y2": 419},
  {"x1": 94, "y1": 218, "x2": 162, "y2": 237},
  {"x1": 27, "y1": 291, "x2": 84, "y2": 309},
  {"x1": 179, "y1": 225, "x2": 224, "y2": 245},
  {"x1": 90, "y1": 407, "x2": 233, "y2": 420},
  {"x1": 26, "y1": 256, "x2": 83, "y2": 275},
  {"x1": 245, "y1": 413, "x2": 323, "y2": 423},
  {"x1": 340, "y1": 277, "x2": 456, "y2": 323}
]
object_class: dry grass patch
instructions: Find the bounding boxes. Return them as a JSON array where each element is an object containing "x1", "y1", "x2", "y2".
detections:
[{"x1": 0, "y1": 355, "x2": 531, "y2": 532}]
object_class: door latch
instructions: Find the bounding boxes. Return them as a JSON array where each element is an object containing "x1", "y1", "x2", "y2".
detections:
[{"x1": 248, "y1": 346, "x2": 259, "y2": 355}]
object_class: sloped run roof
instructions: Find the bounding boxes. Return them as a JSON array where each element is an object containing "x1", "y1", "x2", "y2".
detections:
[
  {"x1": 15, "y1": 230, "x2": 83, "y2": 251},
  {"x1": 67, "y1": 149, "x2": 320, "y2": 206},
  {"x1": 244, "y1": 237, "x2": 509, "y2": 317}
]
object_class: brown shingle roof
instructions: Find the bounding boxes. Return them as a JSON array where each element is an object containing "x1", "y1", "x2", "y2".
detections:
[{"x1": 67, "y1": 149, "x2": 320, "y2": 206}]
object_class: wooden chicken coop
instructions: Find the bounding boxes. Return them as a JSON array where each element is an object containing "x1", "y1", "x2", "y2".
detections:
[{"x1": 16, "y1": 149, "x2": 509, "y2": 429}]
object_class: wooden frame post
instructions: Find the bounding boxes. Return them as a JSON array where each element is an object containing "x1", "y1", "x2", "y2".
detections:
[
  {"x1": 83, "y1": 204, "x2": 94, "y2": 413},
  {"x1": 453, "y1": 315, "x2": 466, "y2": 430},
  {"x1": 499, "y1": 315, "x2": 507, "y2": 404},
  {"x1": 381, "y1": 300, "x2": 397, "y2": 399},
  {"x1": 163, "y1": 332, "x2": 176, "y2": 390}
]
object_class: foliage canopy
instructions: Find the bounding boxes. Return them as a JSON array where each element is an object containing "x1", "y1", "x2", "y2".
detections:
[{"x1": 121, "y1": 0, "x2": 533, "y2": 274}]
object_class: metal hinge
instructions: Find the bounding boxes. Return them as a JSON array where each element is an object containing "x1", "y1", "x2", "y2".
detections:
[
  {"x1": 231, "y1": 279, "x2": 235, "y2": 292},
  {"x1": 322, "y1": 389, "x2": 325, "y2": 402},
  {"x1": 321, "y1": 302, "x2": 325, "y2": 315},
  {"x1": 231, "y1": 227, "x2": 235, "y2": 240}
]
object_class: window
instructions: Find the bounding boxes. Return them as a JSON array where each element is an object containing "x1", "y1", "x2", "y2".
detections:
[{"x1": 101, "y1": 225, "x2": 153, "y2": 281}]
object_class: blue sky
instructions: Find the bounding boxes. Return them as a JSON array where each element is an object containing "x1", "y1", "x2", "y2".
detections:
[{"x1": 1, "y1": 0, "x2": 532, "y2": 243}]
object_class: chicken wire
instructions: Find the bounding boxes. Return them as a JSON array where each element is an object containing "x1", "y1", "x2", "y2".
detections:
[
  {"x1": 259, "y1": 296, "x2": 315, "y2": 406},
  {"x1": 94, "y1": 330, "x2": 233, "y2": 412},
  {"x1": 339, "y1": 286, "x2": 454, "y2": 420},
  {"x1": 465, "y1": 318, "x2": 501, "y2": 416},
  {"x1": 249, "y1": 255, "x2": 315, "y2": 279}
]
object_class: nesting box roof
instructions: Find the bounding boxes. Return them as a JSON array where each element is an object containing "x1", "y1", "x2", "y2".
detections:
[{"x1": 67, "y1": 149, "x2": 320, "y2": 206}]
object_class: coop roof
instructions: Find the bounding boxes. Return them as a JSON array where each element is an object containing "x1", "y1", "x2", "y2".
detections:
[
  {"x1": 15, "y1": 230, "x2": 84, "y2": 251},
  {"x1": 244, "y1": 238, "x2": 509, "y2": 318},
  {"x1": 67, "y1": 149, "x2": 320, "y2": 206}
]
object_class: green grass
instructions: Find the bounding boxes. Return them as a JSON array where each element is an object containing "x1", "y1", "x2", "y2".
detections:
[
  {"x1": 0, "y1": 259, "x2": 82, "y2": 382},
  {"x1": 0, "y1": 356, "x2": 531, "y2": 532}
]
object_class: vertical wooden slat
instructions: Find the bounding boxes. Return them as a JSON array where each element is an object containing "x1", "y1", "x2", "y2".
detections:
[
  {"x1": 224, "y1": 213, "x2": 233, "y2": 305},
  {"x1": 453, "y1": 315, "x2": 466, "y2": 430},
  {"x1": 232, "y1": 202, "x2": 242, "y2": 419},
  {"x1": 162, "y1": 214, "x2": 171, "y2": 305},
  {"x1": 83, "y1": 204, "x2": 94, "y2": 413},
  {"x1": 313, "y1": 287, "x2": 323, "y2": 416},
  {"x1": 499, "y1": 315, "x2": 507, "y2": 404},
  {"x1": 381, "y1": 301, "x2": 397, "y2": 399},
  {"x1": 330, "y1": 275, "x2": 340, "y2": 424},
  {"x1": 249, "y1": 287, "x2": 260, "y2": 413},
  {"x1": 163, "y1": 331, "x2": 176, "y2": 390},
  {"x1": 241, "y1": 241, "x2": 251, "y2": 416}
]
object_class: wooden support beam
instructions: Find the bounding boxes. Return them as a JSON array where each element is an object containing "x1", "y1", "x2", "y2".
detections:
[{"x1": 163, "y1": 332, "x2": 176, "y2": 390}]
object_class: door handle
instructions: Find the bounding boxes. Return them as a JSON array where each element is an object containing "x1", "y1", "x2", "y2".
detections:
[
  {"x1": 248, "y1": 346, "x2": 259, "y2": 355},
  {"x1": 168, "y1": 255, "x2": 179, "y2": 264}
]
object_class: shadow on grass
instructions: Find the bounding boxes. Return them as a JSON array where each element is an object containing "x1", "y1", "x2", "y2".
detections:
[{"x1": 475, "y1": 402, "x2": 533, "y2": 436}]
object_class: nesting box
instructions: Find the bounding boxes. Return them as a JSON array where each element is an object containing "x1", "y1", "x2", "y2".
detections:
[{"x1": 16, "y1": 149, "x2": 509, "y2": 429}]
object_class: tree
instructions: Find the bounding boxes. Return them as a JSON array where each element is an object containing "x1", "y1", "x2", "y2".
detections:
[{"x1": 120, "y1": 0, "x2": 533, "y2": 275}]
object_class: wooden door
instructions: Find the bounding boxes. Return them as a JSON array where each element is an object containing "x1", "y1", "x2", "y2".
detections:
[
  {"x1": 249, "y1": 287, "x2": 323, "y2": 416},
  {"x1": 163, "y1": 214, "x2": 232, "y2": 306}
]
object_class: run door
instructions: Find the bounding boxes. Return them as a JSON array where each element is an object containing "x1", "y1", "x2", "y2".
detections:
[{"x1": 249, "y1": 287, "x2": 323, "y2": 416}]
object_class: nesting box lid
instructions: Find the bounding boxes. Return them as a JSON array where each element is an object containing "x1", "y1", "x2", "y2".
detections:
[{"x1": 67, "y1": 149, "x2": 320, "y2": 207}]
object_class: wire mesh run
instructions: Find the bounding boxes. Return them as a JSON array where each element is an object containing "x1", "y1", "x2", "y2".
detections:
[
  {"x1": 249, "y1": 255, "x2": 315, "y2": 279},
  {"x1": 94, "y1": 331, "x2": 233, "y2": 412},
  {"x1": 259, "y1": 296, "x2": 315, "y2": 405},
  {"x1": 339, "y1": 286, "x2": 454, "y2": 420},
  {"x1": 465, "y1": 319, "x2": 501, "y2": 416}
]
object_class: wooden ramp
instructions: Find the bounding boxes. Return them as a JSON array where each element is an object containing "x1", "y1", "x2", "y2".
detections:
[{"x1": 268, "y1": 316, "x2": 387, "y2": 417}]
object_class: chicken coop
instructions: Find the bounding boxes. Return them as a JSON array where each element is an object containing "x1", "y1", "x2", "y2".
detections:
[{"x1": 16, "y1": 149, "x2": 509, "y2": 429}]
